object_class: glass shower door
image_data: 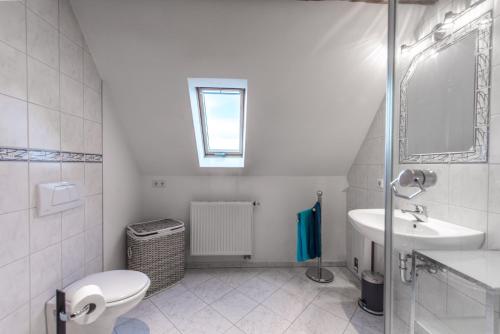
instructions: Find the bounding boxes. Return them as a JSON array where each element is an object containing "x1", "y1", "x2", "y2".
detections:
[{"x1": 387, "y1": 0, "x2": 496, "y2": 333}]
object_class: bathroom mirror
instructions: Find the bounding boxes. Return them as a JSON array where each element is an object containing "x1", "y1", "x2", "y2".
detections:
[{"x1": 399, "y1": 11, "x2": 492, "y2": 163}]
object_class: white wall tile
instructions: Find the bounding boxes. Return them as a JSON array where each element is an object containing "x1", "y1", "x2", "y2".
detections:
[
  {"x1": 448, "y1": 206, "x2": 487, "y2": 232},
  {"x1": 84, "y1": 120, "x2": 102, "y2": 154},
  {"x1": 28, "y1": 103, "x2": 60, "y2": 150},
  {"x1": 0, "y1": 0, "x2": 103, "y2": 330},
  {"x1": 0, "y1": 1, "x2": 27, "y2": 52},
  {"x1": 489, "y1": 164, "x2": 500, "y2": 213},
  {"x1": 61, "y1": 162, "x2": 84, "y2": 183},
  {"x1": 29, "y1": 208, "x2": 61, "y2": 253},
  {"x1": 416, "y1": 164, "x2": 449, "y2": 204},
  {"x1": 493, "y1": 17, "x2": 500, "y2": 67},
  {"x1": 0, "y1": 93, "x2": 28, "y2": 148},
  {"x1": 62, "y1": 267, "x2": 84, "y2": 287},
  {"x1": 488, "y1": 212, "x2": 500, "y2": 248},
  {"x1": 27, "y1": 0, "x2": 59, "y2": 28},
  {"x1": 62, "y1": 233, "x2": 84, "y2": 279},
  {"x1": 60, "y1": 34, "x2": 83, "y2": 82},
  {"x1": 29, "y1": 162, "x2": 60, "y2": 208},
  {"x1": 85, "y1": 194, "x2": 102, "y2": 229},
  {"x1": 30, "y1": 243, "x2": 61, "y2": 297},
  {"x1": 83, "y1": 85, "x2": 101, "y2": 122},
  {"x1": 0, "y1": 304, "x2": 29, "y2": 334},
  {"x1": 27, "y1": 57, "x2": 59, "y2": 109},
  {"x1": 0, "y1": 42, "x2": 27, "y2": 100},
  {"x1": 365, "y1": 164, "x2": 384, "y2": 191},
  {"x1": 61, "y1": 113, "x2": 84, "y2": 152},
  {"x1": 449, "y1": 164, "x2": 488, "y2": 211},
  {"x1": 27, "y1": 10, "x2": 59, "y2": 69},
  {"x1": 30, "y1": 289, "x2": 54, "y2": 334},
  {"x1": 84, "y1": 224, "x2": 102, "y2": 262},
  {"x1": 85, "y1": 163, "x2": 102, "y2": 195},
  {"x1": 83, "y1": 51, "x2": 101, "y2": 91},
  {"x1": 0, "y1": 162, "x2": 29, "y2": 214},
  {"x1": 62, "y1": 205, "x2": 84, "y2": 240},
  {"x1": 0, "y1": 257, "x2": 30, "y2": 320},
  {"x1": 60, "y1": 74, "x2": 83, "y2": 116},
  {"x1": 0, "y1": 210, "x2": 29, "y2": 268},
  {"x1": 492, "y1": 65, "x2": 500, "y2": 115},
  {"x1": 490, "y1": 115, "x2": 500, "y2": 163},
  {"x1": 59, "y1": 0, "x2": 84, "y2": 46},
  {"x1": 85, "y1": 253, "x2": 102, "y2": 275}
]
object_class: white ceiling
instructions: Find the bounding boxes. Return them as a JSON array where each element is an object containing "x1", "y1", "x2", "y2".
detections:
[{"x1": 72, "y1": 0, "x2": 422, "y2": 176}]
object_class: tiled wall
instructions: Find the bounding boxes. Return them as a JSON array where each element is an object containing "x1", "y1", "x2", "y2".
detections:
[
  {"x1": 0, "y1": 0, "x2": 103, "y2": 333},
  {"x1": 346, "y1": 0, "x2": 500, "y2": 331}
]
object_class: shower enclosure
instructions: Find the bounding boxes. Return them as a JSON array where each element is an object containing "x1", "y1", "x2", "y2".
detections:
[{"x1": 385, "y1": 0, "x2": 497, "y2": 332}]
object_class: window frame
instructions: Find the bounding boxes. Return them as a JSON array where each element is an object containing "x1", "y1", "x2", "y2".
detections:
[{"x1": 196, "y1": 87, "x2": 246, "y2": 157}]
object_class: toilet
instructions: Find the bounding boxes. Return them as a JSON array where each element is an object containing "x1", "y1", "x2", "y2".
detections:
[{"x1": 46, "y1": 270, "x2": 150, "y2": 334}]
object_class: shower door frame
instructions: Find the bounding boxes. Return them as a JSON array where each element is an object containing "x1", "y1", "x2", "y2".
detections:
[{"x1": 384, "y1": 0, "x2": 397, "y2": 332}]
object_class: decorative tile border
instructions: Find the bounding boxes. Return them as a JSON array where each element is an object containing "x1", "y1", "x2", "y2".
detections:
[
  {"x1": 0, "y1": 147, "x2": 102, "y2": 163},
  {"x1": 30, "y1": 150, "x2": 61, "y2": 162},
  {"x1": 84, "y1": 154, "x2": 103, "y2": 163},
  {"x1": 61, "y1": 152, "x2": 85, "y2": 162},
  {"x1": 0, "y1": 148, "x2": 29, "y2": 161}
]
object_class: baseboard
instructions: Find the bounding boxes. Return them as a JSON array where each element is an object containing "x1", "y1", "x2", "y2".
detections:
[{"x1": 186, "y1": 260, "x2": 346, "y2": 269}]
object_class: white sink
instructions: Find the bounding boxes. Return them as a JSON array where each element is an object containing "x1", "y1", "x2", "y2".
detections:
[{"x1": 348, "y1": 209, "x2": 485, "y2": 252}]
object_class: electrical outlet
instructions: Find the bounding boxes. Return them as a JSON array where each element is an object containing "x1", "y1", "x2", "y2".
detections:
[
  {"x1": 377, "y1": 178, "x2": 384, "y2": 189},
  {"x1": 152, "y1": 180, "x2": 166, "y2": 188}
]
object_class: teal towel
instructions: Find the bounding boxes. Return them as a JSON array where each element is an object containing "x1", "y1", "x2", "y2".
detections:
[
  {"x1": 313, "y1": 201, "x2": 322, "y2": 258},
  {"x1": 296, "y1": 208, "x2": 316, "y2": 262},
  {"x1": 296, "y1": 201, "x2": 322, "y2": 262}
]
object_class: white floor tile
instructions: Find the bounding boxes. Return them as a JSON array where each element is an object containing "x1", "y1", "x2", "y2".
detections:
[
  {"x1": 112, "y1": 267, "x2": 380, "y2": 334},
  {"x1": 211, "y1": 290, "x2": 258, "y2": 323},
  {"x1": 209, "y1": 268, "x2": 261, "y2": 288},
  {"x1": 258, "y1": 268, "x2": 295, "y2": 286},
  {"x1": 236, "y1": 305, "x2": 291, "y2": 334},
  {"x1": 344, "y1": 323, "x2": 382, "y2": 334},
  {"x1": 226, "y1": 326, "x2": 246, "y2": 334},
  {"x1": 312, "y1": 288, "x2": 358, "y2": 320},
  {"x1": 152, "y1": 290, "x2": 206, "y2": 320},
  {"x1": 181, "y1": 269, "x2": 214, "y2": 289},
  {"x1": 349, "y1": 308, "x2": 384, "y2": 334},
  {"x1": 191, "y1": 277, "x2": 234, "y2": 304},
  {"x1": 115, "y1": 300, "x2": 177, "y2": 334},
  {"x1": 172, "y1": 306, "x2": 233, "y2": 334},
  {"x1": 150, "y1": 283, "x2": 188, "y2": 305},
  {"x1": 262, "y1": 288, "x2": 311, "y2": 322},
  {"x1": 281, "y1": 276, "x2": 321, "y2": 303},
  {"x1": 286, "y1": 304, "x2": 349, "y2": 334}
]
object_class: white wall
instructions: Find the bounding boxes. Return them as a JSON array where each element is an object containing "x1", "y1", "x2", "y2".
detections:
[
  {"x1": 103, "y1": 86, "x2": 142, "y2": 270},
  {"x1": 141, "y1": 176, "x2": 348, "y2": 266}
]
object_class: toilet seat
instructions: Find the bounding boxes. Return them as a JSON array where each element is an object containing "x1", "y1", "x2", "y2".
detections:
[{"x1": 65, "y1": 270, "x2": 149, "y2": 305}]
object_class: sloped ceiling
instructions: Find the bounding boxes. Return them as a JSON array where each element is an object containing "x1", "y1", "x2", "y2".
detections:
[{"x1": 72, "y1": 0, "x2": 421, "y2": 176}]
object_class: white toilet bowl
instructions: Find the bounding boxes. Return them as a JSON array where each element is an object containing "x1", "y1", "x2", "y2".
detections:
[{"x1": 46, "y1": 270, "x2": 150, "y2": 334}]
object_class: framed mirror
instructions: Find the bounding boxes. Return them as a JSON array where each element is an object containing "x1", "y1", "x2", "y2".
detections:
[{"x1": 399, "y1": 11, "x2": 492, "y2": 164}]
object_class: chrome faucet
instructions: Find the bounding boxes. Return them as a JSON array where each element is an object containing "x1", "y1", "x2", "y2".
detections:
[{"x1": 401, "y1": 204, "x2": 428, "y2": 222}]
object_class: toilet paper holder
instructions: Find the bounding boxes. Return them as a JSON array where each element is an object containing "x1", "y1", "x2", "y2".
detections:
[{"x1": 56, "y1": 290, "x2": 94, "y2": 334}]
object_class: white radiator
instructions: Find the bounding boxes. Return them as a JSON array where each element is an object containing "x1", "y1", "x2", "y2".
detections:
[{"x1": 190, "y1": 201, "x2": 254, "y2": 256}]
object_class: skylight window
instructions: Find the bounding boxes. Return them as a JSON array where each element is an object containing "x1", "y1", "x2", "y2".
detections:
[
  {"x1": 188, "y1": 78, "x2": 247, "y2": 168},
  {"x1": 197, "y1": 88, "x2": 244, "y2": 156}
]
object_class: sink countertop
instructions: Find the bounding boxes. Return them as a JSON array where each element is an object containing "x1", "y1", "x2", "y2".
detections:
[{"x1": 415, "y1": 250, "x2": 500, "y2": 293}]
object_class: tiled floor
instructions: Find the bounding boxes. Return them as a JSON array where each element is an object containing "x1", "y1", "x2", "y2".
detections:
[{"x1": 113, "y1": 267, "x2": 384, "y2": 334}]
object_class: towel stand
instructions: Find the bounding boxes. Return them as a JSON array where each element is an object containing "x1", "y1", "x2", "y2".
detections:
[{"x1": 306, "y1": 190, "x2": 334, "y2": 283}]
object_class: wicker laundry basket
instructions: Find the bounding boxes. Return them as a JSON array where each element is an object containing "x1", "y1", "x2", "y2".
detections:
[{"x1": 127, "y1": 219, "x2": 185, "y2": 297}]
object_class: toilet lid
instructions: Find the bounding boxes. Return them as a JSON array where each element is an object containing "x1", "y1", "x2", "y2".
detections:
[{"x1": 66, "y1": 270, "x2": 150, "y2": 303}]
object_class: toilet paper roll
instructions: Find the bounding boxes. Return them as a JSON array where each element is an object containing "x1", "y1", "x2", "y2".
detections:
[{"x1": 67, "y1": 284, "x2": 106, "y2": 325}]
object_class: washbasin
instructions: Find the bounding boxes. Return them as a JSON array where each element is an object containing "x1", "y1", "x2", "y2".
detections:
[{"x1": 348, "y1": 209, "x2": 485, "y2": 252}]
